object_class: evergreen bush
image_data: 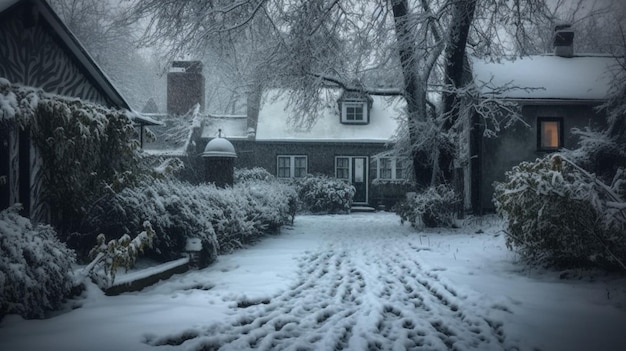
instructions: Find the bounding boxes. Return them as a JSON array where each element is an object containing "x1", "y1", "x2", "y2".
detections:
[
  {"x1": 494, "y1": 154, "x2": 626, "y2": 269},
  {"x1": 394, "y1": 184, "x2": 459, "y2": 228},
  {"x1": 292, "y1": 174, "x2": 355, "y2": 214},
  {"x1": 0, "y1": 206, "x2": 76, "y2": 319}
]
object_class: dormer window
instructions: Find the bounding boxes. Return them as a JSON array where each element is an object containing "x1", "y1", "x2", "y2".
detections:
[{"x1": 338, "y1": 91, "x2": 372, "y2": 125}]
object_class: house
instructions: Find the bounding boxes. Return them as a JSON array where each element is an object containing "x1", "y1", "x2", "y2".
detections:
[
  {"x1": 463, "y1": 24, "x2": 618, "y2": 213},
  {"x1": 202, "y1": 89, "x2": 411, "y2": 208},
  {"x1": 144, "y1": 60, "x2": 413, "y2": 209},
  {"x1": 0, "y1": 0, "x2": 159, "y2": 217}
]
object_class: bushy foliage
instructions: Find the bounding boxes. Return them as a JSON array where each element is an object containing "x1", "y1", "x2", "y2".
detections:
[
  {"x1": 0, "y1": 206, "x2": 76, "y2": 319},
  {"x1": 292, "y1": 174, "x2": 355, "y2": 214},
  {"x1": 394, "y1": 185, "x2": 459, "y2": 228},
  {"x1": 1, "y1": 80, "x2": 148, "y2": 235},
  {"x1": 84, "y1": 222, "x2": 156, "y2": 288},
  {"x1": 83, "y1": 178, "x2": 297, "y2": 261},
  {"x1": 234, "y1": 167, "x2": 276, "y2": 183},
  {"x1": 494, "y1": 154, "x2": 626, "y2": 269}
]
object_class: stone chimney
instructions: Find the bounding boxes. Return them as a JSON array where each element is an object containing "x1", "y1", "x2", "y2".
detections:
[
  {"x1": 553, "y1": 23, "x2": 574, "y2": 58},
  {"x1": 167, "y1": 61, "x2": 205, "y2": 115}
]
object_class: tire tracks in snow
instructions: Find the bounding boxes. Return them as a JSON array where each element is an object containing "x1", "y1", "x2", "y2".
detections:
[{"x1": 147, "y1": 217, "x2": 516, "y2": 351}]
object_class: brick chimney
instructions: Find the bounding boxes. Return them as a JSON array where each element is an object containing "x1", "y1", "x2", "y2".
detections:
[
  {"x1": 553, "y1": 23, "x2": 574, "y2": 58},
  {"x1": 167, "y1": 61, "x2": 205, "y2": 115}
]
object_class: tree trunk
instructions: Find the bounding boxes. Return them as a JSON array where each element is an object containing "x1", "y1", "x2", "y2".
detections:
[
  {"x1": 391, "y1": 0, "x2": 431, "y2": 187},
  {"x1": 439, "y1": 0, "x2": 477, "y2": 184}
]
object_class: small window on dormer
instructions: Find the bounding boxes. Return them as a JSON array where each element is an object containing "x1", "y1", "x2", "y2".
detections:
[{"x1": 338, "y1": 91, "x2": 372, "y2": 125}]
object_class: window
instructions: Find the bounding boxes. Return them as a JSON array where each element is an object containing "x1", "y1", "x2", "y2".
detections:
[
  {"x1": 336, "y1": 157, "x2": 350, "y2": 180},
  {"x1": 537, "y1": 118, "x2": 563, "y2": 151},
  {"x1": 339, "y1": 98, "x2": 370, "y2": 124},
  {"x1": 376, "y1": 157, "x2": 406, "y2": 181},
  {"x1": 277, "y1": 156, "x2": 307, "y2": 178},
  {"x1": 343, "y1": 101, "x2": 365, "y2": 122}
]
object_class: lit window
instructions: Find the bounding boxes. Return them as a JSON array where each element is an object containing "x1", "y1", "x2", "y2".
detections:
[
  {"x1": 277, "y1": 156, "x2": 307, "y2": 178},
  {"x1": 538, "y1": 118, "x2": 563, "y2": 150},
  {"x1": 377, "y1": 157, "x2": 406, "y2": 180}
]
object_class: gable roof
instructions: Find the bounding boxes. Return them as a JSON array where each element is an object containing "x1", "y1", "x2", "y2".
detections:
[
  {"x1": 471, "y1": 54, "x2": 619, "y2": 101},
  {"x1": 255, "y1": 89, "x2": 404, "y2": 143},
  {"x1": 0, "y1": 0, "x2": 159, "y2": 126}
]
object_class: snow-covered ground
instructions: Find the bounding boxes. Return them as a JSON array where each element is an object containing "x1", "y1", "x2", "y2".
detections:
[{"x1": 1, "y1": 212, "x2": 625, "y2": 351}]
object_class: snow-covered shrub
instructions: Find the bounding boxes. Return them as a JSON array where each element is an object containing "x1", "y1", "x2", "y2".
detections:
[
  {"x1": 0, "y1": 206, "x2": 76, "y2": 319},
  {"x1": 84, "y1": 178, "x2": 296, "y2": 261},
  {"x1": 83, "y1": 222, "x2": 156, "y2": 288},
  {"x1": 234, "y1": 167, "x2": 276, "y2": 183},
  {"x1": 394, "y1": 185, "x2": 459, "y2": 228},
  {"x1": 494, "y1": 154, "x2": 626, "y2": 269},
  {"x1": 292, "y1": 174, "x2": 355, "y2": 214},
  {"x1": 83, "y1": 179, "x2": 219, "y2": 264}
]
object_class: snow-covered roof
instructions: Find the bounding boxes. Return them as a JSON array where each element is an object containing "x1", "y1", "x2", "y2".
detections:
[
  {"x1": 255, "y1": 89, "x2": 405, "y2": 143},
  {"x1": 471, "y1": 54, "x2": 619, "y2": 100},
  {"x1": 0, "y1": 0, "x2": 147, "y2": 121},
  {"x1": 201, "y1": 114, "x2": 248, "y2": 139}
]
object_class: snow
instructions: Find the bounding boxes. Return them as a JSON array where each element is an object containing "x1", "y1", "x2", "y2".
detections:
[
  {"x1": 255, "y1": 90, "x2": 404, "y2": 142},
  {"x1": 1, "y1": 213, "x2": 625, "y2": 350},
  {"x1": 113, "y1": 257, "x2": 190, "y2": 286},
  {"x1": 202, "y1": 114, "x2": 249, "y2": 139},
  {"x1": 471, "y1": 55, "x2": 619, "y2": 100}
]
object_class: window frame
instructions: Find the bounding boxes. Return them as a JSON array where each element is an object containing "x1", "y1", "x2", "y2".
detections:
[
  {"x1": 537, "y1": 117, "x2": 564, "y2": 151},
  {"x1": 375, "y1": 156, "x2": 406, "y2": 181},
  {"x1": 340, "y1": 99, "x2": 369, "y2": 125},
  {"x1": 276, "y1": 155, "x2": 308, "y2": 178}
]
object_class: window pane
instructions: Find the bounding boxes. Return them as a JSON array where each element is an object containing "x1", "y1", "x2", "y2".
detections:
[
  {"x1": 336, "y1": 157, "x2": 350, "y2": 179},
  {"x1": 540, "y1": 121, "x2": 560, "y2": 148},
  {"x1": 379, "y1": 158, "x2": 392, "y2": 179},
  {"x1": 344, "y1": 103, "x2": 364, "y2": 121},
  {"x1": 294, "y1": 157, "x2": 307, "y2": 177},
  {"x1": 277, "y1": 157, "x2": 291, "y2": 178},
  {"x1": 395, "y1": 159, "x2": 404, "y2": 179}
]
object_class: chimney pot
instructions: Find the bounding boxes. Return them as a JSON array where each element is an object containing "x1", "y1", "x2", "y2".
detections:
[{"x1": 553, "y1": 23, "x2": 574, "y2": 58}]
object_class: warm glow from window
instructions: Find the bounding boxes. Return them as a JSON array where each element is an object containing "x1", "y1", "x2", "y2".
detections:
[{"x1": 541, "y1": 121, "x2": 560, "y2": 149}]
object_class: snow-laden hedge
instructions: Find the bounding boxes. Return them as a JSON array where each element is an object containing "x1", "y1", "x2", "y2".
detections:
[
  {"x1": 494, "y1": 154, "x2": 626, "y2": 269},
  {"x1": 292, "y1": 174, "x2": 355, "y2": 214},
  {"x1": 84, "y1": 178, "x2": 297, "y2": 262},
  {"x1": 0, "y1": 206, "x2": 76, "y2": 319},
  {"x1": 394, "y1": 185, "x2": 459, "y2": 228}
]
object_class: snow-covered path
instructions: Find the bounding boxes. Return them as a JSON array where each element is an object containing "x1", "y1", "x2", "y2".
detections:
[
  {"x1": 1, "y1": 212, "x2": 625, "y2": 351},
  {"x1": 146, "y1": 215, "x2": 511, "y2": 351}
]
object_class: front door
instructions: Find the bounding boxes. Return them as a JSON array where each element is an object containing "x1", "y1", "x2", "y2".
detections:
[{"x1": 335, "y1": 156, "x2": 368, "y2": 204}]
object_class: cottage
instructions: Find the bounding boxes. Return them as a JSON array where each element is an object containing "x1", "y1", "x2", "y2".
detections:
[
  {"x1": 464, "y1": 24, "x2": 618, "y2": 213},
  {"x1": 201, "y1": 89, "x2": 412, "y2": 209},
  {"x1": 0, "y1": 0, "x2": 159, "y2": 217}
]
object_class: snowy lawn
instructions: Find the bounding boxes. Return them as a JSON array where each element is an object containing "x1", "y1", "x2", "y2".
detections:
[{"x1": 1, "y1": 212, "x2": 625, "y2": 351}]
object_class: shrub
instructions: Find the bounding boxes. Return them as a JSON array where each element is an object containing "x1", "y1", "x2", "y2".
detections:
[
  {"x1": 83, "y1": 178, "x2": 297, "y2": 261},
  {"x1": 394, "y1": 185, "x2": 459, "y2": 228},
  {"x1": 234, "y1": 167, "x2": 276, "y2": 183},
  {"x1": 292, "y1": 174, "x2": 355, "y2": 214},
  {"x1": 0, "y1": 206, "x2": 76, "y2": 319},
  {"x1": 494, "y1": 154, "x2": 626, "y2": 269},
  {"x1": 83, "y1": 222, "x2": 156, "y2": 289}
]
